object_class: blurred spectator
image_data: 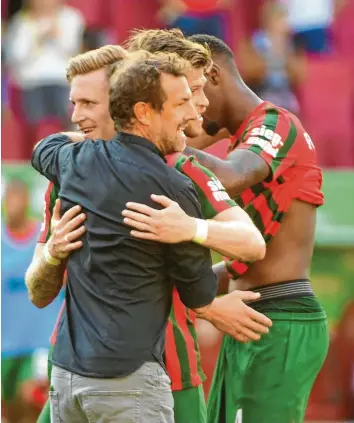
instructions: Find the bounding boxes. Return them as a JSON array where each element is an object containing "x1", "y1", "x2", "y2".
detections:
[
  {"x1": 1, "y1": 179, "x2": 41, "y2": 423},
  {"x1": 158, "y1": 0, "x2": 230, "y2": 39},
  {"x1": 5, "y1": 0, "x2": 84, "y2": 126},
  {"x1": 285, "y1": 0, "x2": 347, "y2": 54},
  {"x1": 1, "y1": 179, "x2": 63, "y2": 422},
  {"x1": 239, "y1": 1, "x2": 304, "y2": 113}
]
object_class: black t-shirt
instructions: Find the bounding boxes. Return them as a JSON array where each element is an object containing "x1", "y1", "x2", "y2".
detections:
[{"x1": 32, "y1": 132, "x2": 217, "y2": 378}]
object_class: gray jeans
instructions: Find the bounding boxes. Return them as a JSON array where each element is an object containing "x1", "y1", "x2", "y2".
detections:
[{"x1": 50, "y1": 362, "x2": 174, "y2": 423}]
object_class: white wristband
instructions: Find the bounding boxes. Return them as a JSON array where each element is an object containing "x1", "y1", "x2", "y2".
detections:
[
  {"x1": 43, "y1": 243, "x2": 62, "y2": 266},
  {"x1": 192, "y1": 219, "x2": 208, "y2": 244}
]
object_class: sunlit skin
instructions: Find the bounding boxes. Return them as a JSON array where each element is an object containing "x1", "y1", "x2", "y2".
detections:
[
  {"x1": 70, "y1": 68, "x2": 116, "y2": 141},
  {"x1": 184, "y1": 67, "x2": 209, "y2": 138},
  {"x1": 69, "y1": 66, "x2": 208, "y2": 143},
  {"x1": 134, "y1": 73, "x2": 198, "y2": 155}
]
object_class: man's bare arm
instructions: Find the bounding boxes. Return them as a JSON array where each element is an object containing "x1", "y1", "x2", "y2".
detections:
[
  {"x1": 26, "y1": 200, "x2": 86, "y2": 308},
  {"x1": 123, "y1": 195, "x2": 265, "y2": 261},
  {"x1": 184, "y1": 147, "x2": 270, "y2": 198},
  {"x1": 25, "y1": 244, "x2": 66, "y2": 308},
  {"x1": 202, "y1": 207, "x2": 265, "y2": 261}
]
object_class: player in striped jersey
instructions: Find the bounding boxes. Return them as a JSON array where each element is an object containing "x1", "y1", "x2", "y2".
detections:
[
  {"x1": 26, "y1": 43, "x2": 271, "y2": 423},
  {"x1": 180, "y1": 35, "x2": 328, "y2": 423}
]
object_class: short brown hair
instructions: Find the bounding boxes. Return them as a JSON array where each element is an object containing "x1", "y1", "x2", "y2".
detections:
[
  {"x1": 66, "y1": 45, "x2": 129, "y2": 82},
  {"x1": 109, "y1": 52, "x2": 191, "y2": 131},
  {"x1": 125, "y1": 28, "x2": 212, "y2": 71}
]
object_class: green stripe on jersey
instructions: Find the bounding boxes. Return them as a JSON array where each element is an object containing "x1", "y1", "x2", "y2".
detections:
[
  {"x1": 186, "y1": 309, "x2": 206, "y2": 382},
  {"x1": 271, "y1": 121, "x2": 298, "y2": 174},
  {"x1": 46, "y1": 185, "x2": 60, "y2": 242},
  {"x1": 263, "y1": 107, "x2": 279, "y2": 129},
  {"x1": 244, "y1": 203, "x2": 265, "y2": 234},
  {"x1": 169, "y1": 304, "x2": 193, "y2": 387}
]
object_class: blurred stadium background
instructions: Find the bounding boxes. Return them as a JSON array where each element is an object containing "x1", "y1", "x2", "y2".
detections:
[{"x1": 1, "y1": 0, "x2": 354, "y2": 422}]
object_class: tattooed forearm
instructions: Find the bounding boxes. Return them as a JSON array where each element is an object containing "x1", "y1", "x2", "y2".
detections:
[
  {"x1": 25, "y1": 253, "x2": 65, "y2": 308},
  {"x1": 184, "y1": 147, "x2": 269, "y2": 198}
]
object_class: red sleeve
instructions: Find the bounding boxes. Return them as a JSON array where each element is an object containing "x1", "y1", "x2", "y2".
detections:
[
  {"x1": 38, "y1": 182, "x2": 56, "y2": 243},
  {"x1": 235, "y1": 109, "x2": 299, "y2": 180}
]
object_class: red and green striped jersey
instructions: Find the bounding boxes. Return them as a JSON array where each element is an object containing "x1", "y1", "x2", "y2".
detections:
[
  {"x1": 225, "y1": 101, "x2": 324, "y2": 280},
  {"x1": 165, "y1": 153, "x2": 236, "y2": 390},
  {"x1": 38, "y1": 182, "x2": 59, "y2": 244},
  {"x1": 39, "y1": 155, "x2": 237, "y2": 391}
]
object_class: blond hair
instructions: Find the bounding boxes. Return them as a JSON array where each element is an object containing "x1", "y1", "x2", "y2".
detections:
[
  {"x1": 124, "y1": 28, "x2": 212, "y2": 71},
  {"x1": 66, "y1": 45, "x2": 129, "y2": 82},
  {"x1": 109, "y1": 52, "x2": 192, "y2": 131}
]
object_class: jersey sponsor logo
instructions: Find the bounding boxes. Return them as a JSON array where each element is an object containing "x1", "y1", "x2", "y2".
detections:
[
  {"x1": 235, "y1": 409, "x2": 243, "y2": 423},
  {"x1": 207, "y1": 177, "x2": 231, "y2": 202},
  {"x1": 246, "y1": 137, "x2": 279, "y2": 158},
  {"x1": 304, "y1": 132, "x2": 315, "y2": 150},
  {"x1": 246, "y1": 126, "x2": 283, "y2": 157},
  {"x1": 250, "y1": 126, "x2": 283, "y2": 148}
]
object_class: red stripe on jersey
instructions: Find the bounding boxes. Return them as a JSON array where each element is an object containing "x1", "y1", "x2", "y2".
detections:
[
  {"x1": 38, "y1": 182, "x2": 54, "y2": 243},
  {"x1": 172, "y1": 290, "x2": 200, "y2": 387},
  {"x1": 50, "y1": 301, "x2": 66, "y2": 345},
  {"x1": 165, "y1": 152, "x2": 183, "y2": 167},
  {"x1": 264, "y1": 220, "x2": 281, "y2": 237},
  {"x1": 165, "y1": 318, "x2": 183, "y2": 391},
  {"x1": 227, "y1": 260, "x2": 248, "y2": 279},
  {"x1": 252, "y1": 196, "x2": 274, "y2": 228},
  {"x1": 240, "y1": 188, "x2": 255, "y2": 205}
]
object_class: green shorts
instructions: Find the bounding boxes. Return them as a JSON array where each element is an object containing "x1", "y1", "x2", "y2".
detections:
[
  {"x1": 173, "y1": 385, "x2": 207, "y2": 423},
  {"x1": 1, "y1": 354, "x2": 34, "y2": 401},
  {"x1": 207, "y1": 297, "x2": 329, "y2": 423}
]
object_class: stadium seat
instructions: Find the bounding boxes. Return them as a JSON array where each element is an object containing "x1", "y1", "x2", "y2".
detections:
[
  {"x1": 298, "y1": 56, "x2": 354, "y2": 168},
  {"x1": 67, "y1": 0, "x2": 106, "y2": 29},
  {"x1": 332, "y1": 1, "x2": 354, "y2": 66},
  {"x1": 108, "y1": 0, "x2": 160, "y2": 43},
  {"x1": 2, "y1": 113, "x2": 27, "y2": 161}
]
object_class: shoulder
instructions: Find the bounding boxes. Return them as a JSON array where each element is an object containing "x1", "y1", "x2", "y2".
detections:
[{"x1": 240, "y1": 103, "x2": 305, "y2": 148}]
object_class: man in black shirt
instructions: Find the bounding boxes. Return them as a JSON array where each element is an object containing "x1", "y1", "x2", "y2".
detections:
[{"x1": 32, "y1": 52, "x2": 219, "y2": 422}]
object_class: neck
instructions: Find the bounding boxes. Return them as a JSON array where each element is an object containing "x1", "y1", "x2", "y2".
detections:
[
  {"x1": 123, "y1": 125, "x2": 162, "y2": 152},
  {"x1": 224, "y1": 78, "x2": 263, "y2": 135}
]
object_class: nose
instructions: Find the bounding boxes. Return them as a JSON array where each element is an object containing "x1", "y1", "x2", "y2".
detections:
[
  {"x1": 185, "y1": 100, "x2": 199, "y2": 122},
  {"x1": 196, "y1": 91, "x2": 209, "y2": 113},
  {"x1": 71, "y1": 105, "x2": 85, "y2": 125}
]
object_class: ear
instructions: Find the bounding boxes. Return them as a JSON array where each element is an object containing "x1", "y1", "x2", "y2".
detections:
[
  {"x1": 207, "y1": 63, "x2": 221, "y2": 86},
  {"x1": 133, "y1": 102, "x2": 151, "y2": 126}
]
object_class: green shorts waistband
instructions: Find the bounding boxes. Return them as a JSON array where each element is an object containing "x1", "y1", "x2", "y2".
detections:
[{"x1": 262, "y1": 309, "x2": 327, "y2": 322}]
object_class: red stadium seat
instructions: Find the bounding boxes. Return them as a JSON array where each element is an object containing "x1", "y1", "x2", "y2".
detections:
[
  {"x1": 33, "y1": 119, "x2": 64, "y2": 144},
  {"x1": 67, "y1": 0, "x2": 105, "y2": 28},
  {"x1": 1, "y1": 113, "x2": 28, "y2": 161},
  {"x1": 332, "y1": 1, "x2": 354, "y2": 65},
  {"x1": 108, "y1": 0, "x2": 160, "y2": 44},
  {"x1": 298, "y1": 56, "x2": 354, "y2": 168}
]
